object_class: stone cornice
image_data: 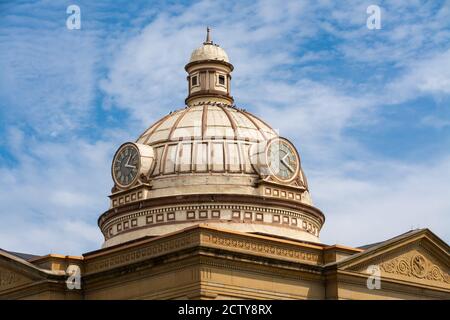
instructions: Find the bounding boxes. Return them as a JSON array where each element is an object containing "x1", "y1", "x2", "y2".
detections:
[
  {"x1": 83, "y1": 225, "x2": 324, "y2": 275},
  {"x1": 185, "y1": 59, "x2": 234, "y2": 71}
]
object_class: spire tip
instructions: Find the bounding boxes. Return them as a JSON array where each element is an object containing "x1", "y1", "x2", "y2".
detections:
[{"x1": 204, "y1": 26, "x2": 212, "y2": 44}]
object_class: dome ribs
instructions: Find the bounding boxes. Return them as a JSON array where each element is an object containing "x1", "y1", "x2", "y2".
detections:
[
  {"x1": 240, "y1": 109, "x2": 269, "y2": 141},
  {"x1": 245, "y1": 109, "x2": 279, "y2": 140},
  {"x1": 216, "y1": 103, "x2": 238, "y2": 140},
  {"x1": 139, "y1": 111, "x2": 175, "y2": 145},
  {"x1": 201, "y1": 104, "x2": 208, "y2": 139},
  {"x1": 168, "y1": 106, "x2": 191, "y2": 141}
]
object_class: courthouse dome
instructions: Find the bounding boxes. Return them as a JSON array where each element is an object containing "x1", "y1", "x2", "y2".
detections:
[{"x1": 99, "y1": 28, "x2": 324, "y2": 248}]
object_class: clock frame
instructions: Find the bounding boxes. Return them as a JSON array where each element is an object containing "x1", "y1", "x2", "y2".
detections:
[
  {"x1": 249, "y1": 137, "x2": 300, "y2": 183},
  {"x1": 111, "y1": 142, "x2": 155, "y2": 189}
]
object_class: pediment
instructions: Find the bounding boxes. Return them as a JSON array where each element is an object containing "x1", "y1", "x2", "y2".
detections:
[
  {"x1": 0, "y1": 250, "x2": 47, "y2": 293},
  {"x1": 336, "y1": 229, "x2": 449, "y2": 289}
]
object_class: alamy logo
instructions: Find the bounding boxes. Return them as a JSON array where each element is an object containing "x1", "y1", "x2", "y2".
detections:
[
  {"x1": 66, "y1": 265, "x2": 81, "y2": 290},
  {"x1": 367, "y1": 5, "x2": 382, "y2": 30},
  {"x1": 366, "y1": 265, "x2": 381, "y2": 289},
  {"x1": 66, "y1": 5, "x2": 81, "y2": 30}
]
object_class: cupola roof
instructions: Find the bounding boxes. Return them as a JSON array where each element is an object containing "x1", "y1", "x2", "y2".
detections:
[{"x1": 189, "y1": 27, "x2": 229, "y2": 63}]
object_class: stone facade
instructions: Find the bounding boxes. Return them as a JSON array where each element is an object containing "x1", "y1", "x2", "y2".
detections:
[{"x1": 0, "y1": 227, "x2": 448, "y2": 299}]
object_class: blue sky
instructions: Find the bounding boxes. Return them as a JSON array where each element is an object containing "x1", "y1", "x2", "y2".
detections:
[{"x1": 0, "y1": 0, "x2": 449, "y2": 255}]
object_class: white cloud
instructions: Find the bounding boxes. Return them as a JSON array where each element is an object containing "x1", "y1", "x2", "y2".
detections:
[
  {"x1": 420, "y1": 115, "x2": 450, "y2": 129},
  {"x1": 315, "y1": 156, "x2": 450, "y2": 246},
  {"x1": 0, "y1": 27, "x2": 100, "y2": 137},
  {"x1": 237, "y1": 78, "x2": 376, "y2": 170},
  {"x1": 0, "y1": 127, "x2": 123, "y2": 255},
  {"x1": 385, "y1": 49, "x2": 450, "y2": 104},
  {"x1": 99, "y1": 0, "x2": 322, "y2": 126}
]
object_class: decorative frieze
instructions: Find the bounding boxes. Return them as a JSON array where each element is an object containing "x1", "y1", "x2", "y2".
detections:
[
  {"x1": 380, "y1": 253, "x2": 449, "y2": 284},
  {"x1": 85, "y1": 233, "x2": 200, "y2": 274},
  {"x1": 261, "y1": 187, "x2": 304, "y2": 203},
  {"x1": 102, "y1": 203, "x2": 322, "y2": 241},
  {"x1": 202, "y1": 232, "x2": 321, "y2": 265},
  {"x1": 86, "y1": 227, "x2": 322, "y2": 274},
  {"x1": 110, "y1": 186, "x2": 148, "y2": 208}
]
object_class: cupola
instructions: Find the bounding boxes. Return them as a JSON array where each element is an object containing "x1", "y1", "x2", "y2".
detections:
[{"x1": 185, "y1": 27, "x2": 234, "y2": 106}]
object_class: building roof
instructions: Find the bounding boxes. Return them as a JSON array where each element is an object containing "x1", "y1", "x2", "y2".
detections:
[
  {"x1": 357, "y1": 229, "x2": 421, "y2": 250},
  {"x1": 0, "y1": 249, "x2": 40, "y2": 261},
  {"x1": 325, "y1": 228, "x2": 450, "y2": 269}
]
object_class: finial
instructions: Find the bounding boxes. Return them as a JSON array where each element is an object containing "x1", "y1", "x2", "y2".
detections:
[{"x1": 204, "y1": 26, "x2": 213, "y2": 44}]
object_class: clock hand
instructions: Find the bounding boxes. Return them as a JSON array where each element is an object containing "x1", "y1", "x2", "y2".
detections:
[
  {"x1": 281, "y1": 154, "x2": 294, "y2": 172},
  {"x1": 124, "y1": 155, "x2": 136, "y2": 169}
]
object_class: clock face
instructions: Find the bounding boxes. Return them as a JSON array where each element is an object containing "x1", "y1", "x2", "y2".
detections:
[
  {"x1": 267, "y1": 139, "x2": 299, "y2": 182},
  {"x1": 112, "y1": 144, "x2": 140, "y2": 187}
]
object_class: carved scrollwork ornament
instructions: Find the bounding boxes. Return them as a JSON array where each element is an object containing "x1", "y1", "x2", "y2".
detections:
[
  {"x1": 382, "y1": 260, "x2": 396, "y2": 273},
  {"x1": 379, "y1": 253, "x2": 449, "y2": 284},
  {"x1": 397, "y1": 258, "x2": 411, "y2": 276}
]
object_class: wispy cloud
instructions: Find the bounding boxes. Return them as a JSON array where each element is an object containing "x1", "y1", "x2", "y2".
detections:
[
  {"x1": 0, "y1": 4, "x2": 101, "y2": 137},
  {"x1": 0, "y1": 126, "x2": 126, "y2": 255},
  {"x1": 315, "y1": 155, "x2": 450, "y2": 246},
  {"x1": 385, "y1": 48, "x2": 450, "y2": 104}
]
